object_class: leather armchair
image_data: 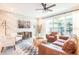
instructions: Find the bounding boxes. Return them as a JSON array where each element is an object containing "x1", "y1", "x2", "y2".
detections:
[{"x1": 46, "y1": 32, "x2": 58, "y2": 42}]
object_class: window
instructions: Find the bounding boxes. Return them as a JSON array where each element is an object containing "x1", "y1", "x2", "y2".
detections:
[
  {"x1": 65, "y1": 16, "x2": 73, "y2": 35},
  {"x1": 46, "y1": 14, "x2": 73, "y2": 36}
]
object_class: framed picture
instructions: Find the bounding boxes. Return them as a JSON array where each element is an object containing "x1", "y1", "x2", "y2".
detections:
[{"x1": 18, "y1": 20, "x2": 31, "y2": 28}]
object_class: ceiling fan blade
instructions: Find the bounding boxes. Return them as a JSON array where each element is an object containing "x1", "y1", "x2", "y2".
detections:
[
  {"x1": 47, "y1": 4, "x2": 56, "y2": 9},
  {"x1": 41, "y1": 3, "x2": 46, "y2": 8}
]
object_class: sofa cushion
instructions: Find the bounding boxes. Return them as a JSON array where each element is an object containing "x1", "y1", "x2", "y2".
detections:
[
  {"x1": 53, "y1": 39, "x2": 65, "y2": 47},
  {"x1": 62, "y1": 40, "x2": 77, "y2": 54}
]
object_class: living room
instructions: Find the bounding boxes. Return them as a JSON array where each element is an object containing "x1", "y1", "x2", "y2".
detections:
[{"x1": 0, "y1": 3, "x2": 79, "y2": 55}]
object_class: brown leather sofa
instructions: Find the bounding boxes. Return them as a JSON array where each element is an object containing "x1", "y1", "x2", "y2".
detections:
[
  {"x1": 38, "y1": 39, "x2": 77, "y2": 55},
  {"x1": 38, "y1": 43, "x2": 66, "y2": 55}
]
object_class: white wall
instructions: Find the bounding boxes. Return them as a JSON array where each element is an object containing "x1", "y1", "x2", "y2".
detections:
[{"x1": 0, "y1": 12, "x2": 17, "y2": 37}]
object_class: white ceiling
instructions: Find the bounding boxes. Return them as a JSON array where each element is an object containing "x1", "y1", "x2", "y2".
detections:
[{"x1": 0, "y1": 3, "x2": 79, "y2": 19}]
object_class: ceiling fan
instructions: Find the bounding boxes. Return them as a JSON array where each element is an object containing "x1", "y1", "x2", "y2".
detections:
[{"x1": 36, "y1": 3, "x2": 56, "y2": 12}]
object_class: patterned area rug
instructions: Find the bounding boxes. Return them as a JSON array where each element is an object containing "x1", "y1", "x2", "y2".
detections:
[
  {"x1": 1, "y1": 38, "x2": 37, "y2": 55},
  {"x1": 15, "y1": 40, "x2": 37, "y2": 55}
]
